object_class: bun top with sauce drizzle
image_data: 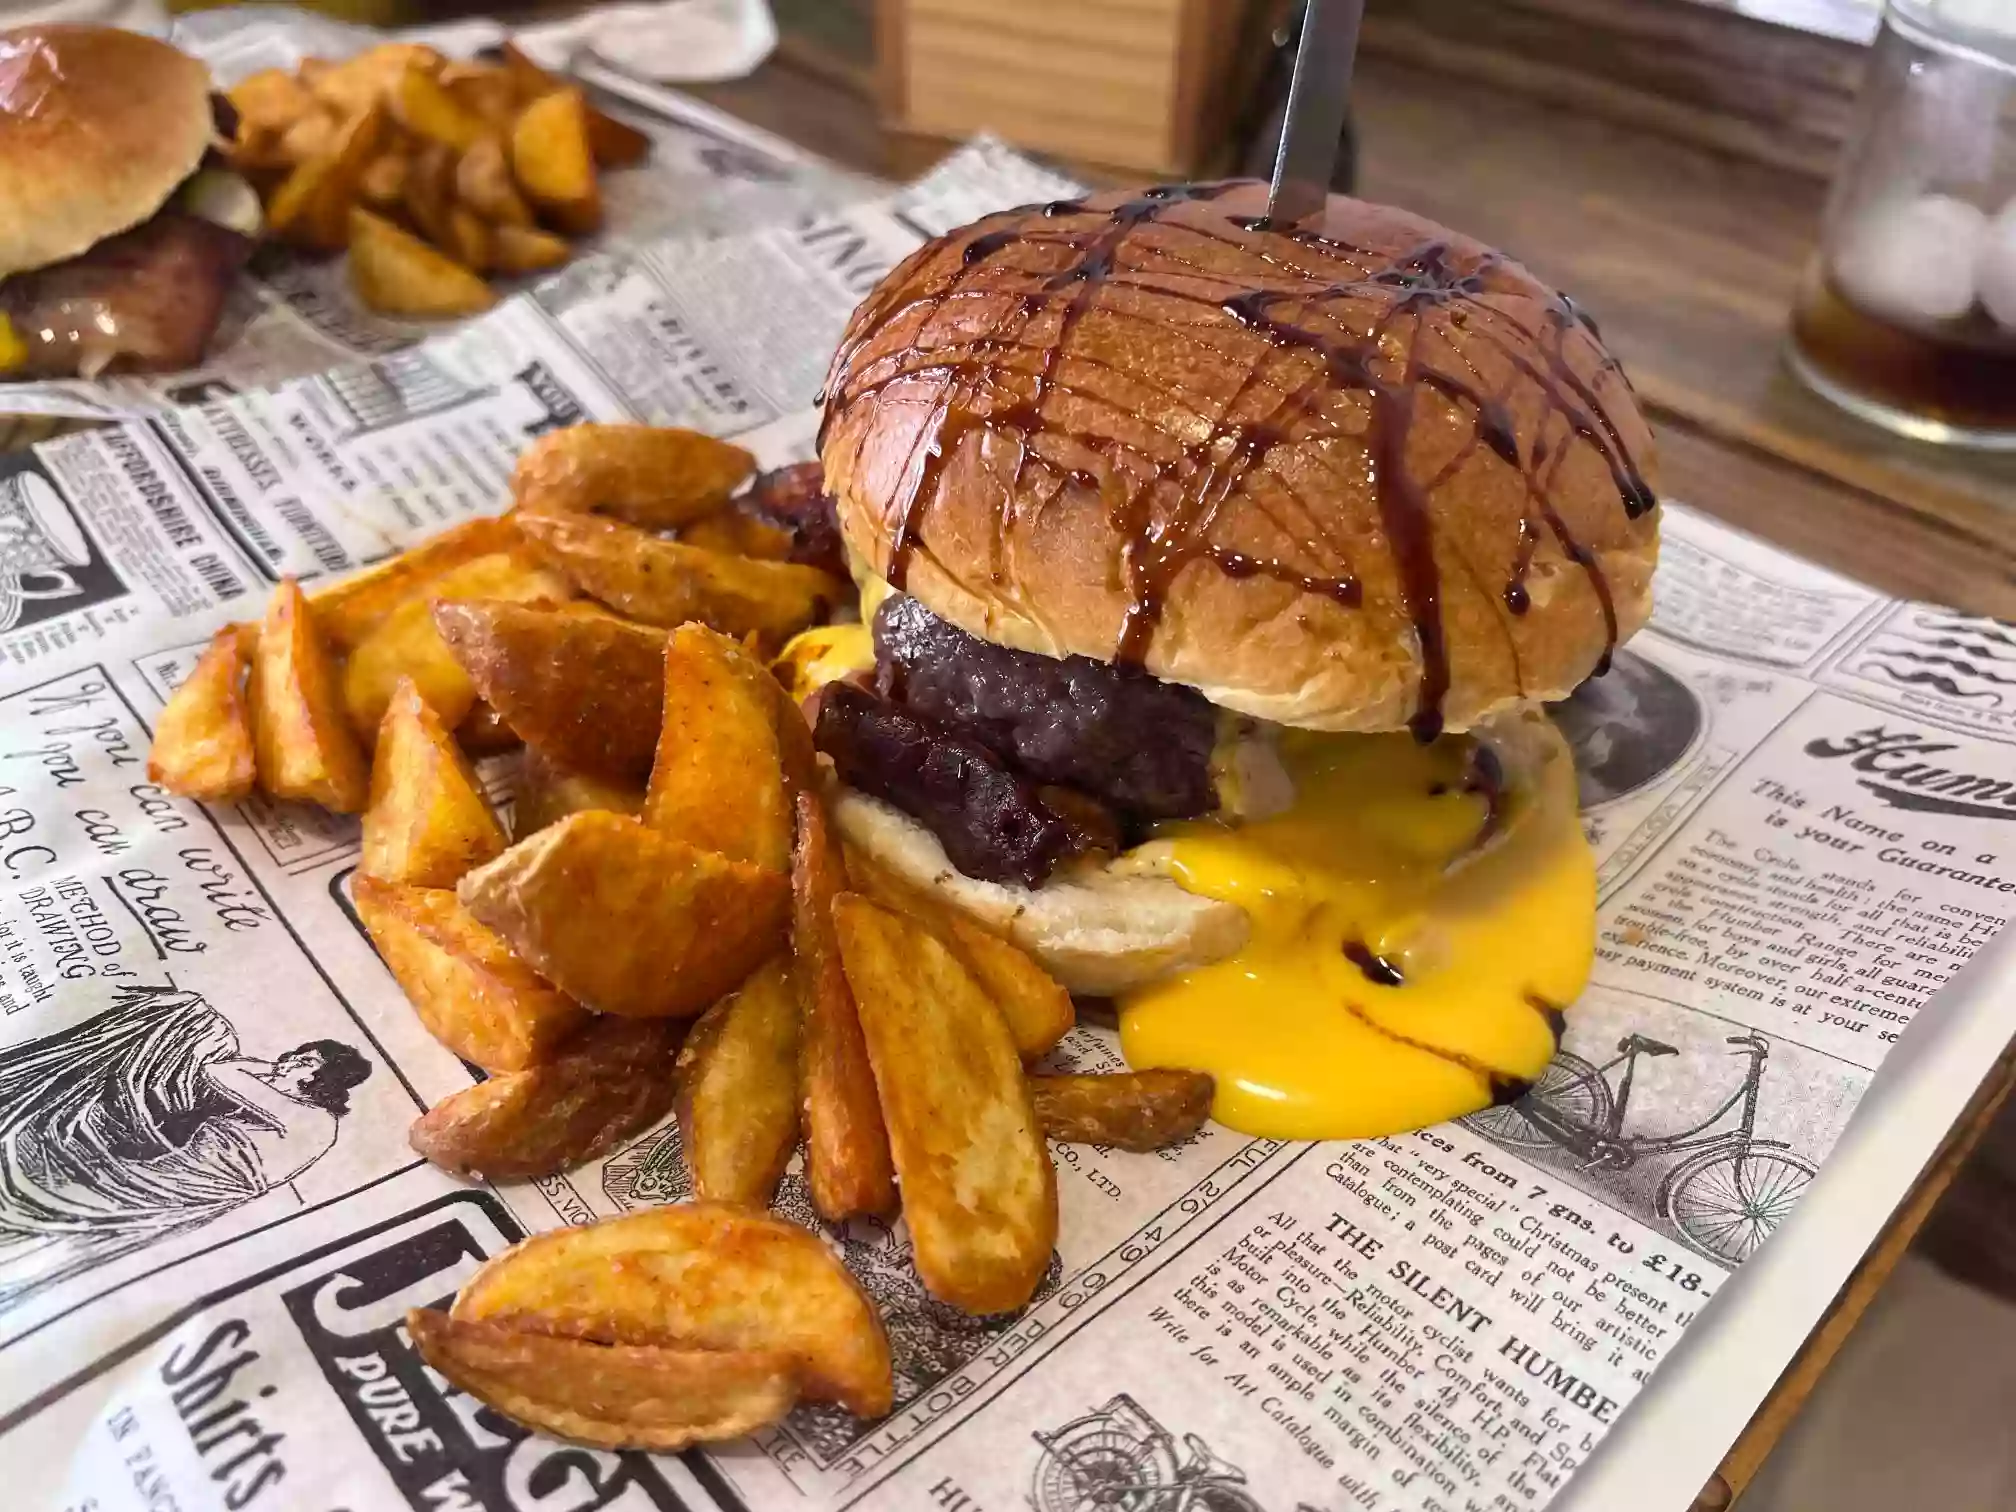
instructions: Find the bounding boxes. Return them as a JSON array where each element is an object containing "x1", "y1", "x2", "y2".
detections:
[{"x1": 819, "y1": 180, "x2": 1660, "y2": 738}]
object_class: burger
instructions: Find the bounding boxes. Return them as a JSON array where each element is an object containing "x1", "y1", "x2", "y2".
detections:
[
  {"x1": 794, "y1": 181, "x2": 1660, "y2": 1141},
  {"x1": 0, "y1": 25, "x2": 260, "y2": 378}
]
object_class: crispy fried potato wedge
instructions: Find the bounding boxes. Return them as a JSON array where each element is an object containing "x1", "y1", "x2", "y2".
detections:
[
  {"x1": 513, "y1": 746, "x2": 644, "y2": 839},
  {"x1": 453, "y1": 1201, "x2": 891, "y2": 1415},
  {"x1": 349, "y1": 207, "x2": 496, "y2": 317},
  {"x1": 354, "y1": 874, "x2": 585, "y2": 1070},
  {"x1": 411, "y1": 1015, "x2": 684, "y2": 1177},
  {"x1": 341, "y1": 549, "x2": 572, "y2": 738},
  {"x1": 361, "y1": 678, "x2": 508, "y2": 887},
  {"x1": 511, "y1": 424, "x2": 755, "y2": 528},
  {"x1": 457, "y1": 811, "x2": 788, "y2": 1018},
  {"x1": 440, "y1": 61, "x2": 519, "y2": 128},
  {"x1": 841, "y1": 844, "x2": 1074, "y2": 1061},
  {"x1": 407, "y1": 1312, "x2": 796, "y2": 1451},
  {"x1": 790, "y1": 793, "x2": 895, "y2": 1221},
  {"x1": 265, "y1": 149, "x2": 343, "y2": 250},
  {"x1": 675, "y1": 956, "x2": 799, "y2": 1206},
  {"x1": 510, "y1": 86, "x2": 600, "y2": 235},
  {"x1": 457, "y1": 699, "x2": 520, "y2": 755},
  {"x1": 148, "y1": 624, "x2": 257, "y2": 802},
  {"x1": 307, "y1": 43, "x2": 443, "y2": 117},
  {"x1": 269, "y1": 101, "x2": 386, "y2": 249},
  {"x1": 1029, "y1": 1070, "x2": 1215, "y2": 1151},
  {"x1": 278, "y1": 104, "x2": 338, "y2": 164},
  {"x1": 249, "y1": 578, "x2": 369, "y2": 812},
  {"x1": 834, "y1": 894, "x2": 1058, "y2": 1314},
  {"x1": 680, "y1": 510, "x2": 792, "y2": 561},
  {"x1": 645, "y1": 625, "x2": 801, "y2": 871},
  {"x1": 517, "y1": 512, "x2": 843, "y2": 643},
  {"x1": 435, "y1": 599, "x2": 665, "y2": 782},
  {"x1": 490, "y1": 224, "x2": 572, "y2": 276},
  {"x1": 310, "y1": 516, "x2": 527, "y2": 652},
  {"x1": 390, "y1": 63, "x2": 488, "y2": 153},
  {"x1": 445, "y1": 206, "x2": 493, "y2": 273},
  {"x1": 498, "y1": 42, "x2": 651, "y2": 168},
  {"x1": 229, "y1": 67, "x2": 316, "y2": 135},
  {"x1": 357, "y1": 147, "x2": 409, "y2": 208},
  {"x1": 401, "y1": 138, "x2": 457, "y2": 247},
  {"x1": 455, "y1": 132, "x2": 534, "y2": 228}
]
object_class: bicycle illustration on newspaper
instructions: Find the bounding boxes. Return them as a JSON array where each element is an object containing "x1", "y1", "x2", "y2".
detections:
[
  {"x1": 1462, "y1": 1030, "x2": 1818, "y2": 1266},
  {"x1": 1030, "y1": 1394, "x2": 1274, "y2": 1512}
]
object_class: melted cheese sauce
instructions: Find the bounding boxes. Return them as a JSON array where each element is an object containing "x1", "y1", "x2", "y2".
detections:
[
  {"x1": 1118, "y1": 725, "x2": 1594, "y2": 1140},
  {"x1": 775, "y1": 619, "x2": 1596, "y2": 1143}
]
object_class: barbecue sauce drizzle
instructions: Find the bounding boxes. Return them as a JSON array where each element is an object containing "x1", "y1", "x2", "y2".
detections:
[{"x1": 819, "y1": 183, "x2": 1655, "y2": 741}]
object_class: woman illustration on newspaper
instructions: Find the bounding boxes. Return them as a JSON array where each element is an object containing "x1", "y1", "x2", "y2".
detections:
[{"x1": 0, "y1": 981, "x2": 372, "y2": 1310}]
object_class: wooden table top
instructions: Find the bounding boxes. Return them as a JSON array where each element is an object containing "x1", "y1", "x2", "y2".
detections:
[{"x1": 684, "y1": 7, "x2": 2016, "y2": 1510}]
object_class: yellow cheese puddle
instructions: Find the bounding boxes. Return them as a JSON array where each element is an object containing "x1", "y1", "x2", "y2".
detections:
[{"x1": 1119, "y1": 723, "x2": 1593, "y2": 1140}]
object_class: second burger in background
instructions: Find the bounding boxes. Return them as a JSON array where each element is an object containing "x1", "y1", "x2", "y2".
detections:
[
  {"x1": 801, "y1": 180, "x2": 1661, "y2": 1141},
  {"x1": 0, "y1": 25, "x2": 260, "y2": 377}
]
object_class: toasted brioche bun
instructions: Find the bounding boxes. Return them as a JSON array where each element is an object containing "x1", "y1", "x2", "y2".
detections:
[
  {"x1": 0, "y1": 26, "x2": 215, "y2": 279},
  {"x1": 831, "y1": 787, "x2": 1248, "y2": 996},
  {"x1": 821, "y1": 182, "x2": 1660, "y2": 734}
]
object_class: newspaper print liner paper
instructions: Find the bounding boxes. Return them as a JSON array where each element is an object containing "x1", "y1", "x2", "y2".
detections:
[{"x1": 0, "y1": 64, "x2": 2011, "y2": 1512}]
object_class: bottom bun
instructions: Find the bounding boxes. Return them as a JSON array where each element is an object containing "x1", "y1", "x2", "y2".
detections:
[{"x1": 831, "y1": 791, "x2": 1248, "y2": 995}]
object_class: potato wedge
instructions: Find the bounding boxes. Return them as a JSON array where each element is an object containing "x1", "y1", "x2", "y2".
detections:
[
  {"x1": 834, "y1": 893, "x2": 1057, "y2": 1315},
  {"x1": 645, "y1": 625, "x2": 801, "y2": 871},
  {"x1": 790, "y1": 793, "x2": 895, "y2": 1221},
  {"x1": 357, "y1": 148, "x2": 409, "y2": 208},
  {"x1": 390, "y1": 63, "x2": 489, "y2": 153},
  {"x1": 308, "y1": 42, "x2": 443, "y2": 117},
  {"x1": 457, "y1": 700, "x2": 520, "y2": 755},
  {"x1": 511, "y1": 423, "x2": 755, "y2": 528},
  {"x1": 361, "y1": 678, "x2": 508, "y2": 887},
  {"x1": 517, "y1": 511, "x2": 843, "y2": 643},
  {"x1": 510, "y1": 86, "x2": 600, "y2": 235},
  {"x1": 841, "y1": 844, "x2": 1074, "y2": 1061},
  {"x1": 457, "y1": 811, "x2": 788, "y2": 1018},
  {"x1": 341, "y1": 549, "x2": 572, "y2": 738},
  {"x1": 265, "y1": 150, "x2": 344, "y2": 250},
  {"x1": 278, "y1": 106, "x2": 338, "y2": 166},
  {"x1": 455, "y1": 132, "x2": 534, "y2": 228},
  {"x1": 148, "y1": 624, "x2": 257, "y2": 802},
  {"x1": 439, "y1": 61, "x2": 519, "y2": 129},
  {"x1": 674, "y1": 956, "x2": 799, "y2": 1206},
  {"x1": 490, "y1": 224, "x2": 572, "y2": 276},
  {"x1": 249, "y1": 578, "x2": 369, "y2": 812},
  {"x1": 354, "y1": 874, "x2": 585, "y2": 1070},
  {"x1": 445, "y1": 206, "x2": 493, "y2": 274},
  {"x1": 680, "y1": 510, "x2": 792, "y2": 561},
  {"x1": 1029, "y1": 1070, "x2": 1215, "y2": 1151},
  {"x1": 453, "y1": 1201, "x2": 891, "y2": 1416},
  {"x1": 406, "y1": 1312, "x2": 796, "y2": 1451},
  {"x1": 401, "y1": 139, "x2": 457, "y2": 247},
  {"x1": 434, "y1": 599, "x2": 664, "y2": 782},
  {"x1": 269, "y1": 101, "x2": 386, "y2": 249},
  {"x1": 228, "y1": 67, "x2": 316, "y2": 135},
  {"x1": 410, "y1": 1015, "x2": 684, "y2": 1178},
  {"x1": 310, "y1": 516, "x2": 526, "y2": 652},
  {"x1": 513, "y1": 746, "x2": 644, "y2": 839},
  {"x1": 349, "y1": 207, "x2": 495, "y2": 318},
  {"x1": 497, "y1": 42, "x2": 651, "y2": 168}
]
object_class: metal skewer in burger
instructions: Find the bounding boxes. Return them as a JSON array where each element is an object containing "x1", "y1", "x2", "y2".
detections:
[{"x1": 796, "y1": 180, "x2": 1661, "y2": 1141}]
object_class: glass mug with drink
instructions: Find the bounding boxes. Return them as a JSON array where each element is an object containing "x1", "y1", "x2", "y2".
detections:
[{"x1": 1787, "y1": 0, "x2": 2016, "y2": 446}]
